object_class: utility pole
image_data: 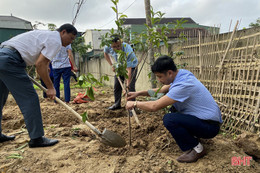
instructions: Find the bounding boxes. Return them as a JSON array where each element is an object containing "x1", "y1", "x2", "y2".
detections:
[
  {"x1": 144, "y1": 0, "x2": 156, "y2": 88},
  {"x1": 72, "y1": 0, "x2": 86, "y2": 25}
]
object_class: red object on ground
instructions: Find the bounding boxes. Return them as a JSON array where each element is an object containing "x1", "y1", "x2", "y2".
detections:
[{"x1": 73, "y1": 92, "x2": 89, "y2": 104}]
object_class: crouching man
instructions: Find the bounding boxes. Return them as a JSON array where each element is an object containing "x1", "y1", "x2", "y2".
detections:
[{"x1": 126, "y1": 55, "x2": 222, "y2": 163}]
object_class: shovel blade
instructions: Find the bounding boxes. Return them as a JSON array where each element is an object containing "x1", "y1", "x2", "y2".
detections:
[{"x1": 100, "y1": 129, "x2": 126, "y2": 148}]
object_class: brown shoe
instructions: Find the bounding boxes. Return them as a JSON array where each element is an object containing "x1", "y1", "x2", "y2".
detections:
[{"x1": 177, "y1": 149, "x2": 206, "y2": 163}]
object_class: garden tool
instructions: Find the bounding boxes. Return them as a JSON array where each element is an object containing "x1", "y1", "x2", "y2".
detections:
[
  {"x1": 109, "y1": 56, "x2": 141, "y2": 126},
  {"x1": 29, "y1": 75, "x2": 126, "y2": 148}
]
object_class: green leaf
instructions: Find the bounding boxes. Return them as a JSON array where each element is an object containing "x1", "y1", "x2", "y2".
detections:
[
  {"x1": 80, "y1": 112, "x2": 88, "y2": 123},
  {"x1": 87, "y1": 87, "x2": 95, "y2": 101},
  {"x1": 15, "y1": 143, "x2": 28, "y2": 151},
  {"x1": 6, "y1": 153, "x2": 23, "y2": 159},
  {"x1": 119, "y1": 14, "x2": 127, "y2": 18},
  {"x1": 111, "y1": 7, "x2": 117, "y2": 13}
]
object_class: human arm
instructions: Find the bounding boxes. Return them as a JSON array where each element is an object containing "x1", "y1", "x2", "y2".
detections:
[
  {"x1": 126, "y1": 67, "x2": 132, "y2": 89},
  {"x1": 68, "y1": 49, "x2": 78, "y2": 72},
  {"x1": 35, "y1": 54, "x2": 56, "y2": 99},
  {"x1": 127, "y1": 85, "x2": 171, "y2": 100},
  {"x1": 126, "y1": 95, "x2": 177, "y2": 112},
  {"x1": 104, "y1": 52, "x2": 115, "y2": 72}
]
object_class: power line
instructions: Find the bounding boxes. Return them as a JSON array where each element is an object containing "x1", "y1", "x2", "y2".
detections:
[
  {"x1": 97, "y1": 0, "x2": 138, "y2": 29},
  {"x1": 72, "y1": 0, "x2": 87, "y2": 25}
]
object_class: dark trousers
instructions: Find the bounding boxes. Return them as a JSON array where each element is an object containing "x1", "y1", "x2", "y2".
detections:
[
  {"x1": 0, "y1": 47, "x2": 44, "y2": 139},
  {"x1": 114, "y1": 68, "x2": 137, "y2": 107},
  {"x1": 53, "y1": 67, "x2": 71, "y2": 102},
  {"x1": 163, "y1": 112, "x2": 220, "y2": 151}
]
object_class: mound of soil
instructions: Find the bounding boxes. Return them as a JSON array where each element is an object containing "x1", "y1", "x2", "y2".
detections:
[{"x1": 0, "y1": 86, "x2": 259, "y2": 173}]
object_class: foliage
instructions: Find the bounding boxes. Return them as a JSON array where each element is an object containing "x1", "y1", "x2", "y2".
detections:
[
  {"x1": 80, "y1": 112, "x2": 89, "y2": 123},
  {"x1": 100, "y1": 0, "x2": 187, "y2": 89},
  {"x1": 172, "y1": 51, "x2": 188, "y2": 68},
  {"x1": 111, "y1": 0, "x2": 128, "y2": 36},
  {"x1": 130, "y1": 7, "x2": 187, "y2": 52},
  {"x1": 6, "y1": 153, "x2": 23, "y2": 159},
  {"x1": 249, "y1": 17, "x2": 260, "y2": 28},
  {"x1": 71, "y1": 36, "x2": 91, "y2": 57},
  {"x1": 113, "y1": 49, "x2": 129, "y2": 79},
  {"x1": 78, "y1": 73, "x2": 109, "y2": 100},
  {"x1": 48, "y1": 23, "x2": 57, "y2": 31}
]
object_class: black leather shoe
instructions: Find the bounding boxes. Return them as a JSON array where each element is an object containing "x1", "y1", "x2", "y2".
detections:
[
  {"x1": 0, "y1": 133, "x2": 15, "y2": 143},
  {"x1": 108, "y1": 104, "x2": 121, "y2": 110},
  {"x1": 29, "y1": 137, "x2": 59, "y2": 148}
]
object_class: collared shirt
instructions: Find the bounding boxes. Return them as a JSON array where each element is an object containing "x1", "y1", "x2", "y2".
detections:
[
  {"x1": 166, "y1": 69, "x2": 222, "y2": 123},
  {"x1": 104, "y1": 42, "x2": 138, "y2": 68},
  {"x1": 52, "y1": 45, "x2": 72, "y2": 69},
  {"x1": 1, "y1": 30, "x2": 62, "y2": 66}
]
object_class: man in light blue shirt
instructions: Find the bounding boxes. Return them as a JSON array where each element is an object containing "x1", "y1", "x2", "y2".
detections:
[
  {"x1": 104, "y1": 34, "x2": 138, "y2": 110},
  {"x1": 126, "y1": 55, "x2": 222, "y2": 163}
]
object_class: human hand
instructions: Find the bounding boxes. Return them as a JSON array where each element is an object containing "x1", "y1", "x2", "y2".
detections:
[
  {"x1": 112, "y1": 66, "x2": 115, "y2": 72},
  {"x1": 126, "y1": 101, "x2": 135, "y2": 110},
  {"x1": 73, "y1": 67, "x2": 78, "y2": 72},
  {"x1": 46, "y1": 88, "x2": 56, "y2": 100},
  {"x1": 127, "y1": 92, "x2": 138, "y2": 100}
]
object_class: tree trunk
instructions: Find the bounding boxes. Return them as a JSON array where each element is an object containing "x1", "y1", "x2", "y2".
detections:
[{"x1": 144, "y1": 0, "x2": 156, "y2": 88}]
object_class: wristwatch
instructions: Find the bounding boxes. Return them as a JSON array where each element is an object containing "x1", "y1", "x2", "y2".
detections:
[{"x1": 133, "y1": 101, "x2": 137, "y2": 108}]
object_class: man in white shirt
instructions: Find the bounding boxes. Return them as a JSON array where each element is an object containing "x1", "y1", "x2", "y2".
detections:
[
  {"x1": 52, "y1": 44, "x2": 78, "y2": 103},
  {"x1": 0, "y1": 24, "x2": 77, "y2": 148}
]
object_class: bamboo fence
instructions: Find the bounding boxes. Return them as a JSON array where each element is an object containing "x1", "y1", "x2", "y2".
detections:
[{"x1": 175, "y1": 25, "x2": 260, "y2": 134}]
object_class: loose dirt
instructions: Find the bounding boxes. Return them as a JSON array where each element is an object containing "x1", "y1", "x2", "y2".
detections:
[{"x1": 0, "y1": 86, "x2": 260, "y2": 173}]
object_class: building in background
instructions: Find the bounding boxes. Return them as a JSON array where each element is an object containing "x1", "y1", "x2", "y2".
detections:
[
  {"x1": 0, "y1": 15, "x2": 33, "y2": 43},
  {"x1": 122, "y1": 17, "x2": 219, "y2": 41},
  {"x1": 82, "y1": 17, "x2": 219, "y2": 62},
  {"x1": 82, "y1": 29, "x2": 117, "y2": 60}
]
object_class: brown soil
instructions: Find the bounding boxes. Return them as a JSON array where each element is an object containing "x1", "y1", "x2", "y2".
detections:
[{"x1": 0, "y1": 86, "x2": 260, "y2": 173}]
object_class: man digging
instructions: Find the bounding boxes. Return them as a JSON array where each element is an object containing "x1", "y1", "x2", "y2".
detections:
[{"x1": 0, "y1": 24, "x2": 77, "y2": 148}]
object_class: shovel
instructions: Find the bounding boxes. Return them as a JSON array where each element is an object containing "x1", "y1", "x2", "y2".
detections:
[{"x1": 29, "y1": 76, "x2": 126, "y2": 148}]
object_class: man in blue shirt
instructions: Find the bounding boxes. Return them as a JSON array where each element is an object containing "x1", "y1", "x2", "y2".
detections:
[
  {"x1": 126, "y1": 55, "x2": 222, "y2": 163},
  {"x1": 104, "y1": 34, "x2": 138, "y2": 110}
]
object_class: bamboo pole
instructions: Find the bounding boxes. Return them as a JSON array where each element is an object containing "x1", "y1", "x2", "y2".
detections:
[{"x1": 218, "y1": 21, "x2": 239, "y2": 75}]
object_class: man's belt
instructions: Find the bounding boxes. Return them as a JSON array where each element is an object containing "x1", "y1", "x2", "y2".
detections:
[{"x1": 0, "y1": 45, "x2": 17, "y2": 51}]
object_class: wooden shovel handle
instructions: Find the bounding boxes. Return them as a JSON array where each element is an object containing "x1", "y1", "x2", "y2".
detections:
[
  {"x1": 109, "y1": 56, "x2": 141, "y2": 126},
  {"x1": 28, "y1": 75, "x2": 102, "y2": 135}
]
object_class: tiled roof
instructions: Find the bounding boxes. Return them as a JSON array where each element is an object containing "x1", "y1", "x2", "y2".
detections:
[
  {"x1": 0, "y1": 15, "x2": 32, "y2": 29},
  {"x1": 122, "y1": 18, "x2": 196, "y2": 25}
]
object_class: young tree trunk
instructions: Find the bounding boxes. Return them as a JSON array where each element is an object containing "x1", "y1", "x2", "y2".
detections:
[{"x1": 144, "y1": 0, "x2": 156, "y2": 88}]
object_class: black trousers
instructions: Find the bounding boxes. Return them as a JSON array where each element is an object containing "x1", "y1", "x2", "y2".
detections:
[
  {"x1": 163, "y1": 112, "x2": 220, "y2": 151},
  {"x1": 114, "y1": 68, "x2": 137, "y2": 106}
]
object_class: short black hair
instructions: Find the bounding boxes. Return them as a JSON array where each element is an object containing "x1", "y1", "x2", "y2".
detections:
[
  {"x1": 151, "y1": 55, "x2": 177, "y2": 73},
  {"x1": 57, "y1": 24, "x2": 77, "y2": 35},
  {"x1": 110, "y1": 34, "x2": 121, "y2": 43}
]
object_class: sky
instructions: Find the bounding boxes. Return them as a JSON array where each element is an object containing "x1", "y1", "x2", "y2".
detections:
[{"x1": 0, "y1": 0, "x2": 259, "y2": 33}]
